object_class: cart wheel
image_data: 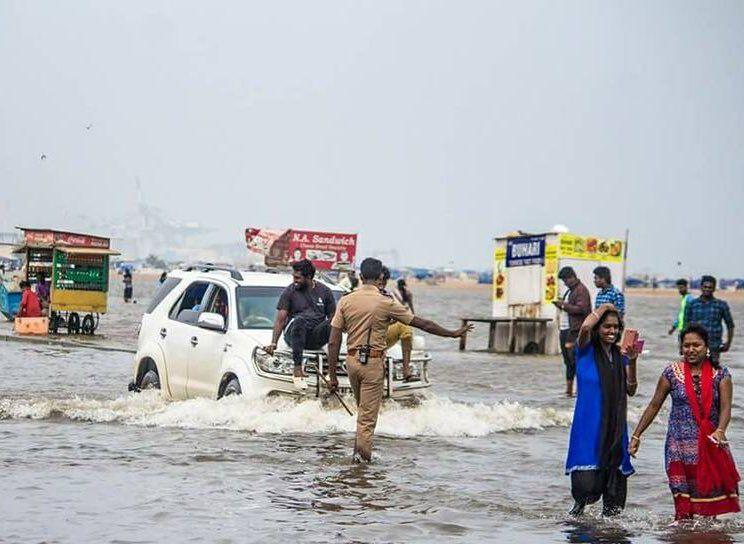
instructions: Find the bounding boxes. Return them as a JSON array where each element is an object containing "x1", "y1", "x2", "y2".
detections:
[
  {"x1": 49, "y1": 313, "x2": 59, "y2": 335},
  {"x1": 68, "y1": 312, "x2": 81, "y2": 335},
  {"x1": 92, "y1": 314, "x2": 100, "y2": 333},
  {"x1": 81, "y1": 314, "x2": 95, "y2": 335}
]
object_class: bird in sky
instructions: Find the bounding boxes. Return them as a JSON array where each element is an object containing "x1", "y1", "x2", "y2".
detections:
[
  {"x1": 40, "y1": 153, "x2": 47, "y2": 160},
  {"x1": 85, "y1": 124, "x2": 92, "y2": 130}
]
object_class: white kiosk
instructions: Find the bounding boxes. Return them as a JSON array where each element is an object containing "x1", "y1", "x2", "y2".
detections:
[{"x1": 475, "y1": 230, "x2": 627, "y2": 355}]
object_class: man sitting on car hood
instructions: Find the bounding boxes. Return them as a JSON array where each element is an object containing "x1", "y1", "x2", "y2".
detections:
[{"x1": 264, "y1": 259, "x2": 336, "y2": 390}]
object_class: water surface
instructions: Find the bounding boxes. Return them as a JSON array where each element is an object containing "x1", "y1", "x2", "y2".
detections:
[{"x1": 1, "y1": 283, "x2": 742, "y2": 543}]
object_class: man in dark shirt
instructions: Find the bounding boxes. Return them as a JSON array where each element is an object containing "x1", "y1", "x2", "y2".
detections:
[
  {"x1": 684, "y1": 275, "x2": 735, "y2": 363},
  {"x1": 264, "y1": 259, "x2": 336, "y2": 389},
  {"x1": 553, "y1": 267, "x2": 591, "y2": 397}
]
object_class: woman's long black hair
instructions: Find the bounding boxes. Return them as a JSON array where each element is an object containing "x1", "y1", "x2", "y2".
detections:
[{"x1": 680, "y1": 324, "x2": 718, "y2": 368}]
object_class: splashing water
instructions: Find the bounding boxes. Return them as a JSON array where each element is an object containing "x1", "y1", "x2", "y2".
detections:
[{"x1": 0, "y1": 392, "x2": 573, "y2": 437}]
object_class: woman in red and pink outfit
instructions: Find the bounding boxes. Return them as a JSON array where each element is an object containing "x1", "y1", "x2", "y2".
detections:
[{"x1": 630, "y1": 324, "x2": 739, "y2": 519}]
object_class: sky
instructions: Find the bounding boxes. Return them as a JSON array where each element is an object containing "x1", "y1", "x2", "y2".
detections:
[{"x1": 1, "y1": 1, "x2": 743, "y2": 276}]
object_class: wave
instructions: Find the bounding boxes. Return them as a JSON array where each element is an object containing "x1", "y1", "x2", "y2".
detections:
[{"x1": 0, "y1": 392, "x2": 572, "y2": 438}]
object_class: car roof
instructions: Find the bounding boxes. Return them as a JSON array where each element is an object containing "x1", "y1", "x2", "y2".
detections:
[{"x1": 168, "y1": 269, "x2": 344, "y2": 291}]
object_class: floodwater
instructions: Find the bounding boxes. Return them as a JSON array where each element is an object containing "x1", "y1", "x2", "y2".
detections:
[{"x1": 1, "y1": 279, "x2": 743, "y2": 543}]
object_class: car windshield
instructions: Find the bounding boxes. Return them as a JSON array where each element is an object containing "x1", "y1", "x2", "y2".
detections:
[
  {"x1": 236, "y1": 286, "x2": 284, "y2": 329},
  {"x1": 236, "y1": 285, "x2": 344, "y2": 330}
]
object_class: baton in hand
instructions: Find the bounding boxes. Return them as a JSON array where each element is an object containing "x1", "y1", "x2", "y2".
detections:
[{"x1": 318, "y1": 372, "x2": 354, "y2": 417}]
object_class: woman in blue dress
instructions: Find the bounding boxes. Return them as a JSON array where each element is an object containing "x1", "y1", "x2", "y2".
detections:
[{"x1": 566, "y1": 303, "x2": 640, "y2": 516}]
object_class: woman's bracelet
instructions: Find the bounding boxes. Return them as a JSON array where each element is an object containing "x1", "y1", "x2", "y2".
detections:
[
  {"x1": 631, "y1": 435, "x2": 641, "y2": 441},
  {"x1": 627, "y1": 380, "x2": 638, "y2": 386}
]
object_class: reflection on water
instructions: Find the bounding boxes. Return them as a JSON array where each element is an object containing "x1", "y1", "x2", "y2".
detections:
[
  {"x1": 313, "y1": 463, "x2": 392, "y2": 512},
  {"x1": 266, "y1": 441, "x2": 395, "y2": 515},
  {"x1": 563, "y1": 520, "x2": 635, "y2": 544},
  {"x1": 563, "y1": 519, "x2": 737, "y2": 544},
  {"x1": 658, "y1": 525, "x2": 736, "y2": 544}
]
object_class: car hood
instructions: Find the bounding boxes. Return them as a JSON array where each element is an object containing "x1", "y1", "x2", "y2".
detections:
[
  {"x1": 235, "y1": 329, "x2": 274, "y2": 347},
  {"x1": 234, "y1": 328, "x2": 349, "y2": 353}
]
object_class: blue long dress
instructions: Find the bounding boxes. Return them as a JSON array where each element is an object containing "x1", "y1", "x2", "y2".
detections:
[{"x1": 566, "y1": 342, "x2": 634, "y2": 510}]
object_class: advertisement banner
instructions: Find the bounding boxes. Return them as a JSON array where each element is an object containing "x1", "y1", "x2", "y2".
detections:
[
  {"x1": 493, "y1": 247, "x2": 507, "y2": 301},
  {"x1": 558, "y1": 234, "x2": 623, "y2": 262},
  {"x1": 24, "y1": 231, "x2": 53, "y2": 245},
  {"x1": 245, "y1": 228, "x2": 290, "y2": 266},
  {"x1": 23, "y1": 229, "x2": 110, "y2": 249},
  {"x1": 246, "y1": 228, "x2": 357, "y2": 270},
  {"x1": 246, "y1": 228, "x2": 285, "y2": 254},
  {"x1": 288, "y1": 230, "x2": 357, "y2": 271},
  {"x1": 543, "y1": 244, "x2": 559, "y2": 303},
  {"x1": 506, "y1": 235, "x2": 546, "y2": 267}
]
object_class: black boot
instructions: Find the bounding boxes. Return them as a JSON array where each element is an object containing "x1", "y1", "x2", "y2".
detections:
[
  {"x1": 569, "y1": 501, "x2": 585, "y2": 516},
  {"x1": 602, "y1": 504, "x2": 622, "y2": 517}
]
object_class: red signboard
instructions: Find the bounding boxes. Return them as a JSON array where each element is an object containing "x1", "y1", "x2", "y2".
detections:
[
  {"x1": 288, "y1": 230, "x2": 357, "y2": 270},
  {"x1": 245, "y1": 228, "x2": 357, "y2": 270},
  {"x1": 245, "y1": 228, "x2": 289, "y2": 267},
  {"x1": 245, "y1": 228, "x2": 286, "y2": 255},
  {"x1": 22, "y1": 229, "x2": 110, "y2": 249}
]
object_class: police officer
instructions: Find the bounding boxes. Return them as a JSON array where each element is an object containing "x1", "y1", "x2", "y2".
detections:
[{"x1": 327, "y1": 257, "x2": 472, "y2": 462}]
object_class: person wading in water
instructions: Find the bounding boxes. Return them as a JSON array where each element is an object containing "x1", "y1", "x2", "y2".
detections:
[
  {"x1": 565, "y1": 303, "x2": 640, "y2": 516},
  {"x1": 553, "y1": 266, "x2": 591, "y2": 397},
  {"x1": 683, "y1": 275, "x2": 734, "y2": 365},
  {"x1": 327, "y1": 258, "x2": 471, "y2": 462},
  {"x1": 629, "y1": 324, "x2": 740, "y2": 520}
]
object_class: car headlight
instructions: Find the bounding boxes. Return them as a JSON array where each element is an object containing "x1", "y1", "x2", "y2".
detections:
[{"x1": 253, "y1": 349, "x2": 295, "y2": 375}]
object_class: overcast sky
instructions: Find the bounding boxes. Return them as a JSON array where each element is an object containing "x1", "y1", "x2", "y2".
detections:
[{"x1": 2, "y1": 1, "x2": 743, "y2": 276}]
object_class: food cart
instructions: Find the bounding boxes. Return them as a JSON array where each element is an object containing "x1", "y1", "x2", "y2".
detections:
[{"x1": 13, "y1": 227, "x2": 120, "y2": 334}]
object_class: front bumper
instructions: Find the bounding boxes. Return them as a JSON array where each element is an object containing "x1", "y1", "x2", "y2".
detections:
[{"x1": 252, "y1": 349, "x2": 432, "y2": 399}]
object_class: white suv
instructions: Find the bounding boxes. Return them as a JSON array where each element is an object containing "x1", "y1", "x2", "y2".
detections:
[{"x1": 128, "y1": 266, "x2": 431, "y2": 400}]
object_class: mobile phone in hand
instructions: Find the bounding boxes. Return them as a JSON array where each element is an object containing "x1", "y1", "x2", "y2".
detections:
[{"x1": 620, "y1": 329, "x2": 639, "y2": 351}]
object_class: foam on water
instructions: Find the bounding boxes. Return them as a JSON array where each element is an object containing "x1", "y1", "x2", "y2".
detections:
[{"x1": 0, "y1": 392, "x2": 573, "y2": 437}]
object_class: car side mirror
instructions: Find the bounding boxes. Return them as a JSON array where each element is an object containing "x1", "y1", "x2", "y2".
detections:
[{"x1": 197, "y1": 312, "x2": 225, "y2": 331}]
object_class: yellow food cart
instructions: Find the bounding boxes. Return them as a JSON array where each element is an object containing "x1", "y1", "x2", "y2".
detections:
[{"x1": 13, "y1": 227, "x2": 120, "y2": 334}]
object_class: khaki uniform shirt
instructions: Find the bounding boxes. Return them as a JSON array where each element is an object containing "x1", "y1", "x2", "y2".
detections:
[{"x1": 331, "y1": 284, "x2": 414, "y2": 350}]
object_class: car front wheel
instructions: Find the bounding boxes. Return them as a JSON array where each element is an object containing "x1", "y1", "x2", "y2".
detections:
[
  {"x1": 140, "y1": 369, "x2": 160, "y2": 390},
  {"x1": 223, "y1": 377, "x2": 241, "y2": 397}
]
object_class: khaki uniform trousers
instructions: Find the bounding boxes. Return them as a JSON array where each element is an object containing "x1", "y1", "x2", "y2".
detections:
[
  {"x1": 346, "y1": 354, "x2": 385, "y2": 461},
  {"x1": 385, "y1": 321, "x2": 413, "y2": 348}
]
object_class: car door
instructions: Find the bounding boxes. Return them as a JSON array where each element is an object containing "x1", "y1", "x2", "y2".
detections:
[
  {"x1": 161, "y1": 281, "x2": 210, "y2": 399},
  {"x1": 187, "y1": 282, "x2": 231, "y2": 398}
]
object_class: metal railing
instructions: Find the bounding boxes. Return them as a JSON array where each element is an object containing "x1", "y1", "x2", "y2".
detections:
[
  {"x1": 305, "y1": 351, "x2": 430, "y2": 399},
  {"x1": 180, "y1": 262, "x2": 243, "y2": 281}
]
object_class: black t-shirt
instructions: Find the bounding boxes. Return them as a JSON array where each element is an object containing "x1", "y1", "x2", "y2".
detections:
[{"x1": 277, "y1": 282, "x2": 336, "y2": 324}]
